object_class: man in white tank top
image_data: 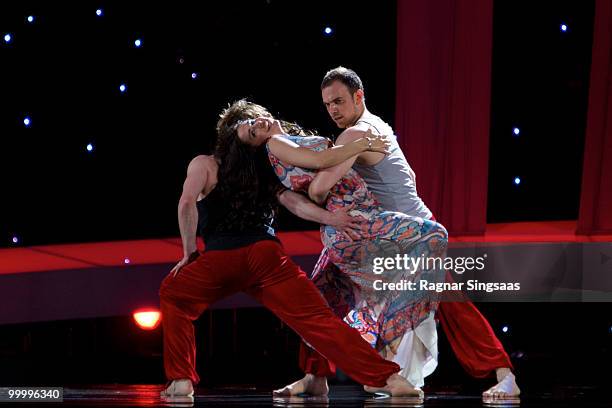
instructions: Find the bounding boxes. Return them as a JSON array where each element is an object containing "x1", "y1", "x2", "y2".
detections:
[{"x1": 279, "y1": 67, "x2": 519, "y2": 401}]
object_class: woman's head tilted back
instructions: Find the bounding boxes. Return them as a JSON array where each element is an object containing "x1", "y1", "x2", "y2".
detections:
[
  {"x1": 215, "y1": 99, "x2": 272, "y2": 174},
  {"x1": 217, "y1": 99, "x2": 311, "y2": 148},
  {"x1": 217, "y1": 99, "x2": 271, "y2": 137}
]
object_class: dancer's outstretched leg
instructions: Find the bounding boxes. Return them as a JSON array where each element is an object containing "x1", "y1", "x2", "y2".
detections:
[{"x1": 245, "y1": 241, "x2": 421, "y2": 396}]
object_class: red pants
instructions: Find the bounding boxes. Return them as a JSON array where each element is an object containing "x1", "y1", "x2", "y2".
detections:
[
  {"x1": 300, "y1": 214, "x2": 513, "y2": 379},
  {"x1": 431, "y1": 214, "x2": 513, "y2": 377},
  {"x1": 300, "y1": 298, "x2": 513, "y2": 378},
  {"x1": 159, "y1": 240, "x2": 400, "y2": 386},
  {"x1": 436, "y1": 289, "x2": 514, "y2": 378}
]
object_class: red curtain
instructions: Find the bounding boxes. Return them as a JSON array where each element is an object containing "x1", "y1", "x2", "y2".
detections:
[
  {"x1": 577, "y1": 0, "x2": 612, "y2": 235},
  {"x1": 394, "y1": 0, "x2": 493, "y2": 235}
]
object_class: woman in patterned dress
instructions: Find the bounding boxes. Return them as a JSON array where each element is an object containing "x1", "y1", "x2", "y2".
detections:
[{"x1": 217, "y1": 100, "x2": 448, "y2": 393}]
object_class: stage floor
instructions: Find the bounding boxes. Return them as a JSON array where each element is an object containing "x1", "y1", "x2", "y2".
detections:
[{"x1": 7, "y1": 384, "x2": 610, "y2": 407}]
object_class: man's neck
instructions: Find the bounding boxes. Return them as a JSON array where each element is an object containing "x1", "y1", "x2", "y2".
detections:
[{"x1": 347, "y1": 106, "x2": 368, "y2": 128}]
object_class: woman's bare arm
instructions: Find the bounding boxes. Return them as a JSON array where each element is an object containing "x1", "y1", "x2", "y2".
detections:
[{"x1": 266, "y1": 130, "x2": 388, "y2": 170}]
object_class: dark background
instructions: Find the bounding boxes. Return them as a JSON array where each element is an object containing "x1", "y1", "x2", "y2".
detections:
[
  {"x1": 0, "y1": 0, "x2": 398, "y2": 247},
  {"x1": 0, "y1": 0, "x2": 595, "y2": 248},
  {"x1": 488, "y1": 0, "x2": 594, "y2": 223}
]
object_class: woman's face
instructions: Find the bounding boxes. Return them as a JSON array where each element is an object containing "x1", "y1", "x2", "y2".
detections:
[{"x1": 236, "y1": 117, "x2": 283, "y2": 146}]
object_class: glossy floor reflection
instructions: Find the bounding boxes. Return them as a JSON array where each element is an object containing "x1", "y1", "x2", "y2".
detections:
[{"x1": 10, "y1": 384, "x2": 611, "y2": 407}]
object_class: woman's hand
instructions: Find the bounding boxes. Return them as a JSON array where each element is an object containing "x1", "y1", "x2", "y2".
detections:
[
  {"x1": 359, "y1": 128, "x2": 391, "y2": 154},
  {"x1": 170, "y1": 251, "x2": 200, "y2": 277}
]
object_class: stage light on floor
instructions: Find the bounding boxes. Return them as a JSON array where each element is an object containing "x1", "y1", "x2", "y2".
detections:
[
  {"x1": 96, "y1": 9, "x2": 103, "y2": 17},
  {"x1": 133, "y1": 309, "x2": 161, "y2": 330},
  {"x1": 27, "y1": 16, "x2": 35, "y2": 23},
  {"x1": 513, "y1": 127, "x2": 520, "y2": 136},
  {"x1": 502, "y1": 325, "x2": 509, "y2": 333},
  {"x1": 12, "y1": 236, "x2": 19, "y2": 244},
  {"x1": 124, "y1": 258, "x2": 131, "y2": 264},
  {"x1": 561, "y1": 24, "x2": 568, "y2": 32},
  {"x1": 119, "y1": 83, "x2": 127, "y2": 93},
  {"x1": 514, "y1": 177, "x2": 521, "y2": 186},
  {"x1": 134, "y1": 39, "x2": 142, "y2": 48},
  {"x1": 86, "y1": 143, "x2": 94, "y2": 152},
  {"x1": 191, "y1": 72, "x2": 198, "y2": 79},
  {"x1": 323, "y1": 26, "x2": 333, "y2": 36},
  {"x1": 23, "y1": 117, "x2": 31, "y2": 127},
  {"x1": 4, "y1": 33, "x2": 12, "y2": 43}
]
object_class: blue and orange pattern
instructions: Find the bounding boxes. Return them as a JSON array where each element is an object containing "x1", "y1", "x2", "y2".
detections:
[{"x1": 267, "y1": 135, "x2": 448, "y2": 355}]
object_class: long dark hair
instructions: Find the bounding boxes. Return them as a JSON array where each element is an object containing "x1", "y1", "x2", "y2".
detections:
[{"x1": 209, "y1": 100, "x2": 284, "y2": 233}]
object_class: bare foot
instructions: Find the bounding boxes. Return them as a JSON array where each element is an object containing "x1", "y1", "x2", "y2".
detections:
[
  {"x1": 273, "y1": 374, "x2": 329, "y2": 396},
  {"x1": 160, "y1": 379, "x2": 194, "y2": 397},
  {"x1": 482, "y1": 370, "x2": 520, "y2": 400},
  {"x1": 364, "y1": 373, "x2": 424, "y2": 398}
]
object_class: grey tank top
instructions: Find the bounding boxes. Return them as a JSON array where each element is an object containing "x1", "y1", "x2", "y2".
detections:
[{"x1": 352, "y1": 111, "x2": 432, "y2": 219}]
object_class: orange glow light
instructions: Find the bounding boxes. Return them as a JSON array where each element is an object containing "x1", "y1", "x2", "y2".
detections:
[{"x1": 133, "y1": 309, "x2": 161, "y2": 330}]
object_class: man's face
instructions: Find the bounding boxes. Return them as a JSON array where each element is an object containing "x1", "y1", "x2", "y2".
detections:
[{"x1": 321, "y1": 80, "x2": 363, "y2": 129}]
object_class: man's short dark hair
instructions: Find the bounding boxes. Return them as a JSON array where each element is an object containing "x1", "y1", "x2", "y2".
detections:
[{"x1": 321, "y1": 66, "x2": 364, "y2": 94}]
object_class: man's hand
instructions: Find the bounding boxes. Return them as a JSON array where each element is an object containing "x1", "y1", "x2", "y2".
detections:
[
  {"x1": 169, "y1": 251, "x2": 200, "y2": 278},
  {"x1": 326, "y1": 204, "x2": 367, "y2": 241}
]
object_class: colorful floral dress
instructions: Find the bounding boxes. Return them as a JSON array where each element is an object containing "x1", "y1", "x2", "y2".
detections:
[{"x1": 267, "y1": 135, "x2": 448, "y2": 383}]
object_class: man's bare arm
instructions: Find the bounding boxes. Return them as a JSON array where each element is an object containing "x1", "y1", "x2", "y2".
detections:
[
  {"x1": 278, "y1": 189, "x2": 364, "y2": 240},
  {"x1": 170, "y1": 156, "x2": 215, "y2": 276}
]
